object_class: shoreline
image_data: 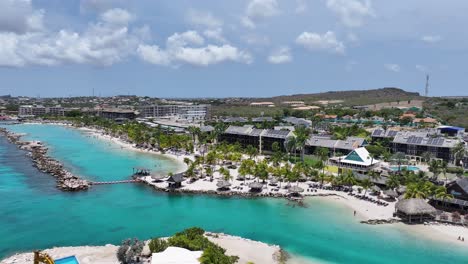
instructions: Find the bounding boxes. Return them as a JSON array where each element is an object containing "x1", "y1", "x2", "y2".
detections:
[
  {"x1": 0, "y1": 233, "x2": 282, "y2": 264},
  {"x1": 5, "y1": 122, "x2": 468, "y2": 253}
]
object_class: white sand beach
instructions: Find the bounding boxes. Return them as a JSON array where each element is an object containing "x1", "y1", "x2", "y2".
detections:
[{"x1": 1, "y1": 234, "x2": 281, "y2": 264}]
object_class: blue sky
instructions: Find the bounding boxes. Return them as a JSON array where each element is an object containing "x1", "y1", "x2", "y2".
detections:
[{"x1": 0, "y1": 0, "x2": 467, "y2": 98}]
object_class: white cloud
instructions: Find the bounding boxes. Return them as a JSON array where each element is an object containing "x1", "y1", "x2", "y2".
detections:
[
  {"x1": 0, "y1": 8, "x2": 142, "y2": 67},
  {"x1": 80, "y1": 0, "x2": 125, "y2": 13},
  {"x1": 167, "y1": 31, "x2": 204, "y2": 47},
  {"x1": 416, "y1": 64, "x2": 427, "y2": 72},
  {"x1": 384, "y1": 64, "x2": 400, "y2": 72},
  {"x1": 138, "y1": 30, "x2": 252, "y2": 67},
  {"x1": 268, "y1": 47, "x2": 292, "y2": 64},
  {"x1": 295, "y1": 0, "x2": 307, "y2": 13},
  {"x1": 100, "y1": 8, "x2": 133, "y2": 25},
  {"x1": 296, "y1": 31, "x2": 345, "y2": 54},
  {"x1": 186, "y1": 9, "x2": 223, "y2": 29},
  {"x1": 203, "y1": 28, "x2": 227, "y2": 43},
  {"x1": 326, "y1": 0, "x2": 374, "y2": 28},
  {"x1": 0, "y1": 0, "x2": 44, "y2": 33},
  {"x1": 242, "y1": 34, "x2": 270, "y2": 46},
  {"x1": 242, "y1": 0, "x2": 280, "y2": 29},
  {"x1": 421, "y1": 35, "x2": 442, "y2": 43}
]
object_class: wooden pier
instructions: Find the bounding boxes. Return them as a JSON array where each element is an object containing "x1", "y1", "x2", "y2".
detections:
[{"x1": 91, "y1": 180, "x2": 140, "y2": 185}]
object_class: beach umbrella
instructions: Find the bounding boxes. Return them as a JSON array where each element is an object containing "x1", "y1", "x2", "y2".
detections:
[
  {"x1": 288, "y1": 186, "x2": 304, "y2": 193},
  {"x1": 216, "y1": 180, "x2": 231, "y2": 190},
  {"x1": 269, "y1": 178, "x2": 279, "y2": 185},
  {"x1": 383, "y1": 189, "x2": 398, "y2": 198},
  {"x1": 397, "y1": 186, "x2": 407, "y2": 194},
  {"x1": 248, "y1": 182, "x2": 263, "y2": 190}
]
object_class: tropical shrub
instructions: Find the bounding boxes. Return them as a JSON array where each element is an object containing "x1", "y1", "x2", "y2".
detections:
[{"x1": 148, "y1": 238, "x2": 168, "y2": 253}]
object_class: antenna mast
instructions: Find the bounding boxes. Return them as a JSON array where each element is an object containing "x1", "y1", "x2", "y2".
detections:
[{"x1": 425, "y1": 74, "x2": 429, "y2": 97}]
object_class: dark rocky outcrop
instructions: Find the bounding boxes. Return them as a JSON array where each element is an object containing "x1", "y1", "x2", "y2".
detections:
[{"x1": 0, "y1": 128, "x2": 89, "y2": 191}]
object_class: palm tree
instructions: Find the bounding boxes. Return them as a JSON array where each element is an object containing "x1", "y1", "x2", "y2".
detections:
[
  {"x1": 368, "y1": 170, "x2": 381, "y2": 183},
  {"x1": 391, "y1": 152, "x2": 407, "y2": 173},
  {"x1": 433, "y1": 186, "x2": 453, "y2": 199},
  {"x1": 293, "y1": 126, "x2": 310, "y2": 161},
  {"x1": 386, "y1": 174, "x2": 401, "y2": 189},
  {"x1": 254, "y1": 161, "x2": 269, "y2": 183},
  {"x1": 317, "y1": 173, "x2": 328, "y2": 186},
  {"x1": 452, "y1": 142, "x2": 467, "y2": 166},
  {"x1": 360, "y1": 179, "x2": 372, "y2": 196},
  {"x1": 342, "y1": 170, "x2": 357, "y2": 187},
  {"x1": 285, "y1": 137, "x2": 297, "y2": 160},
  {"x1": 428, "y1": 160, "x2": 442, "y2": 180},
  {"x1": 239, "y1": 159, "x2": 254, "y2": 183},
  {"x1": 246, "y1": 144, "x2": 259, "y2": 161}
]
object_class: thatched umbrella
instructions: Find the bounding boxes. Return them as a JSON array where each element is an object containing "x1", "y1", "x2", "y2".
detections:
[
  {"x1": 395, "y1": 198, "x2": 436, "y2": 223},
  {"x1": 269, "y1": 178, "x2": 279, "y2": 186},
  {"x1": 151, "y1": 174, "x2": 166, "y2": 182},
  {"x1": 397, "y1": 186, "x2": 407, "y2": 194},
  {"x1": 288, "y1": 186, "x2": 304, "y2": 194},
  {"x1": 249, "y1": 182, "x2": 263, "y2": 192},
  {"x1": 216, "y1": 180, "x2": 231, "y2": 191},
  {"x1": 383, "y1": 189, "x2": 398, "y2": 198},
  {"x1": 371, "y1": 185, "x2": 381, "y2": 193}
]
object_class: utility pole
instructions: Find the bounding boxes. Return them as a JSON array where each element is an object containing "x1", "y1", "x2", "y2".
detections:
[{"x1": 425, "y1": 74, "x2": 429, "y2": 97}]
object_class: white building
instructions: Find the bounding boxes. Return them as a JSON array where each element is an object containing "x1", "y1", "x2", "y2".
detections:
[{"x1": 329, "y1": 147, "x2": 380, "y2": 173}]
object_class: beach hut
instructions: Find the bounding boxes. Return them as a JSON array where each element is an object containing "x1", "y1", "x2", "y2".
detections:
[
  {"x1": 397, "y1": 186, "x2": 407, "y2": 194},
  {"x1": 167, "y1": 173, "x2": 184, "y2": 188},
  {"x1": 216, "y1": 180, "x2": 232, "y2": 191},
  {"x1": 288, "y1": 186, "x2": 304, "y2": 197},
  {"x1": 395, "y1": 198, "x2": 436, "y2": 223},
  {"x1": 269, "y1": 178, "x2": 279, "y2": 186},
  {"x1": 249, "y1": 182, "x2": 264, "y2": 192},
  {"x1": 151, "y1": 174, "x2": 166, "y2": 182},
  {"x1": 371, "y1": 185, "x2": 381, "y2": 194},
  {"x1": 383, "y1": 189, "x2": 398, "y2": 200}
]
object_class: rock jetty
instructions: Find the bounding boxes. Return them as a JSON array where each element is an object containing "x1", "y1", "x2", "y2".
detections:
[{"x1": 0, "y1": 128, "x2": 89, "y2": 191}]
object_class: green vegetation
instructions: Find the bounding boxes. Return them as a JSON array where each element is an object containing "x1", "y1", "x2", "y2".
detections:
[
  {"x1": 148, "y1": 238, "x2": 168, "y2": 253},
  {"x1": 424, "y1": 97, "x2": 468, "y2": 128}
]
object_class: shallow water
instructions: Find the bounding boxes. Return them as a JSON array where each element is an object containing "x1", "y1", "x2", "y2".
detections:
[{"x1": 0, "y1": 124, "x2": 466, "y2": 264}]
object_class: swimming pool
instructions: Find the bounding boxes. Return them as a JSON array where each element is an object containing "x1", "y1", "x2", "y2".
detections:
[
  {"x1": 54, "y1": 256, "x2": 79, "y2": 264},
  {"x1": 389, "y1": 166, "x2": 420, "y2": 171}
]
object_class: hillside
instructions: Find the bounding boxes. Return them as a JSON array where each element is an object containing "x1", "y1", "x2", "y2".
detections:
[
  {"x1": 210, "y1": 88, "x2": 424, "y2": 117},
  {"x1": 259, "y1": 87, "x2": 423, "y2": 106}
]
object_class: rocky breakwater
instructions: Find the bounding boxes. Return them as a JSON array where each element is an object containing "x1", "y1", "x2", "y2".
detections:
[{"x1": 0, "y1": 128, "x2": 90, "y2": 191}]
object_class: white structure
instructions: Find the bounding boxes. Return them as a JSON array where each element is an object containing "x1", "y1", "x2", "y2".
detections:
[
  {"x1": 19, "y1": 105, "x2": 64, "y2": 117},
  {"x1": 329, "y1": 147, "x2": 380, "y2": 173},
  {"x1": 139, "y1": 104, "x2": 211, "y2": 121},
  {"x1": 151, "y1": 247, "x2": 202, "y2": 264}
]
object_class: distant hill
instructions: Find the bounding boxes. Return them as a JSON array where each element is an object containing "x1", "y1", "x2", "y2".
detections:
[{"x1": 258, "y1": 88, "x2": 423, "y2": 106}]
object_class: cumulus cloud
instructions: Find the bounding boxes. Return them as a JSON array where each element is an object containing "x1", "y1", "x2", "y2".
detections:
[
  {"x1": 242, "y1": 0, "x2": 280, "y2": 29},
  {"x1": 203, "y1": 28, "x2": 227, "y2": 43},
  {"x1": 295, "y1": 0, "x2": 308, "y2": 13},
  {"x1": 268, "y1": 47, "x2": 292, "y2": 64},
  {"x1": 295, "y1": 31, "x2": 345, "y2": 54},
  {"x1": 100, "y1": 8, "x2": 133, "y2": 25},
  {"x1": 186, "y1": 9, "x2": 223, "y2": 29},
  {"x1": 0, "y1": 0, "x2": 44, "y2": 33},
  {"x1": 416, "y1": 64, "x2": 427, "y2": 72},
  {"x1": 80, "y1": 0, "x2": 126, "y2": 13},
  {"x1": 0, "y1": 7, "x2": 142, "y2": 67},
  {"x1": 421, "y1": 35, "x2": 442, "y2": 43},
  {"x1": 326, "y1": 0, "x2": 374, "y2": 27},
  {"x1": 137, "y1": 30, "x2": 252, "y2": 67},
  {"x1": 384, "y1": 64, "x2": 400, "y2": 72}
]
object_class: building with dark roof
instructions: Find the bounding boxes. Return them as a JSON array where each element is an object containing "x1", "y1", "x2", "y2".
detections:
[
  {"x1": 304, "y1": 136, "x2": 367, "y2": 156},
  {"x1": 219, "y1": 125, "x2": 294, "y2": 152}
]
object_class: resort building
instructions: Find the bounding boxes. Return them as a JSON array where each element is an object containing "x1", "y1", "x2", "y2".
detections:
[
  {"x1": 329, "y1": 147, "x2": 380, "y2": 173},
  {"x1": 395, "y1": 198, "x2": 436, "y2": 223},
  {"x1": 98, "y1": 108, "x2": 136, "y2": 121},
  {"x1": 431, "y1": 178, "x2": 468, "y2": 213},
  {"x1": 304, "y1": 136, "x2": 368, "y2": 156},
  {"x1": 249, "y1": 102, "x2": 275, "y2": 107},
  {"x1": 219, "y1": 125, "x2": 294, "y2": 152},
  {"x1": 391, "y1": 130, "x2": 463, "y2": 162},
  {"x1": 139, "y1": 104, "x2": 211, "y2": 121},
  {"x1": 222, "y1": 117, "x2": 248, "y2": 123},
  {"x1": 19, "y1": 105, "x2": 64, "y2": 117},
  {"x1": 282, "y1": 117, "x2": 311, "y2": 127}
]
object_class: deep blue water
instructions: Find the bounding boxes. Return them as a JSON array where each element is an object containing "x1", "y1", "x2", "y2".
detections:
[{"x1": 0, "y1": 124, "x2": 466, "y2": 264}]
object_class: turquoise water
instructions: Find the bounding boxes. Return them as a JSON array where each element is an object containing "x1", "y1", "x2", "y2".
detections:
[
  {"x1": 54, "y1": 256, "x2": 79, "y2": 264},
  {"x1": 1, "y1": 124, "x2": 467, "y2": 264},
  {"x1": 389, "y1": 166, "x2": 420, "y2": 172}
]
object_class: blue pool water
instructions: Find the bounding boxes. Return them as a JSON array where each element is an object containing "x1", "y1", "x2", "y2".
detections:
[
  {"x1": 389, "y1": 166, "x2": 420, "y2": 171},
  {"x1": 55, "y1": 256, "x2": 80, "y2": 264},
  {"x1": 0, "y1": 124, "x2": 467, "y2": 264}
]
